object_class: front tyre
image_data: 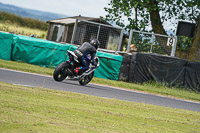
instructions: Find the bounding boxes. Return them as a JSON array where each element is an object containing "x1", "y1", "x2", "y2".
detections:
[
  {"x1": 53, "y1": 62, "x2": 69, "y2": 82},
  {"x1": 79, "y1": 72, "x2": 94, "y2": 86}
]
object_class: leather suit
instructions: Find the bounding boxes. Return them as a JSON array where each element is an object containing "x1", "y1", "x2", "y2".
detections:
[{"x1": 74, "y1": 42, "x2": 97, "y2": 71}]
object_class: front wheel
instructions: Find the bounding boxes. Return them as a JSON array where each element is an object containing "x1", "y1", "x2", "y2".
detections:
[
  {"x1": 53, "y1": 62, "x2": 70, "y2": 82},
  {"x1": 79, "y1": 72, "x2": 94, "y2": 86}
]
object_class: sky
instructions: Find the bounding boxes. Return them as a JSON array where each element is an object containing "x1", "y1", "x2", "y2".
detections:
[
  {"x1": 0, "y1": 0, "x2": 178, "y2": 33},
  {"x1": 0, "y1": 0, "x2": 110, "y2": 18}
]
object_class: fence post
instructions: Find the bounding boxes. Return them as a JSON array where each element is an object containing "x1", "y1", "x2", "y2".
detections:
[
  {"x1": 170, "y1": 36, "x2": 177, "y2": 56},
  {"x1": 150, "y1": 35, "x2": 155, "y2": 53},
  {"x1": 71, "y1": 19, "x2": 78, "y2": 44},
  {"x1": 97, "y1": 25, "x2": 101, "y2": 40},
  {"x1": 117, "y1": 29, "x2": 124, "y2": 51},
  {"x1": 127, "y1": 29, "x2": 133, "y2": 53}
]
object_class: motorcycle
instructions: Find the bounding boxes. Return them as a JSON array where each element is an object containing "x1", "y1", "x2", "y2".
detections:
[{"x1": 53, "y1": 50, "x2": 99, "y2": 86}]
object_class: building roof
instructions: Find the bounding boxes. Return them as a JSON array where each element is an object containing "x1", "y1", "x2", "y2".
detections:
[{"x1": 47, "y1": 15, "x2": 111, "y2": 25}]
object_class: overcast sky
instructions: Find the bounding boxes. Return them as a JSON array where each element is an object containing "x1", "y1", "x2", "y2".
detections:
[
  {"x1": 0, "y1": 0, "x2": 110, "y2": 17},
  {"x1": 0, "y1": 0, "x2": 177, "y2": 33}
]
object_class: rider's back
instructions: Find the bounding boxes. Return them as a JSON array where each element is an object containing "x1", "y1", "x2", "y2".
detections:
[{"x1": 77, "y1": 42, "x2": 96, "y2": 56}]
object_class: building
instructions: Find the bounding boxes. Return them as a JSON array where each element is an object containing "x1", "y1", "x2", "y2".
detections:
[{"x1": 46, "y1": 15, "x2": 124, "y2": 51}]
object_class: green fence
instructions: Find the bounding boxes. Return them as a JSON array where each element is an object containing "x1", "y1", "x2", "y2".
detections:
[{"x1": 0, "y1": 32, "x2": 123, "y2": 80}]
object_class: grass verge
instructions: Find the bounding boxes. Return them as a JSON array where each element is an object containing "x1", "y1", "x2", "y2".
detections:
[
  {"x1": 0, "y1": 23, "x2": 47, "y2": 39},
  {"x1": 0, "y1": 82, "x2": 200, "y2": 133},
  {"x1": 0, "y1": 59, "x2": 200, "y2": 102}
]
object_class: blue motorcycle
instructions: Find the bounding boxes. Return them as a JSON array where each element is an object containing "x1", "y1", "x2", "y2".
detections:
[{"x1": 53, "y1": 50, "x2": 99, "y2": 86}]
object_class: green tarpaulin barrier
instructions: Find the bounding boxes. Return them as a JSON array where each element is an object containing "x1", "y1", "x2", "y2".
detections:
[
  {"x1": 12, "y1": 35, "x2": 77, "y2": 68},
  {"x1": 0, "y1": 31, "x2": 123, "y2": 80},
  {"x1": 0, "y1": 32, "x2": 14, "y2": 60},
  {"x1": 95, "y1": 51, "x2": 123, "y2": 80}
]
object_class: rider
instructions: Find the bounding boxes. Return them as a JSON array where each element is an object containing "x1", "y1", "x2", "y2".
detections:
[{"x1": 73, "y1": 38, "x2": 100, "y2": 75}]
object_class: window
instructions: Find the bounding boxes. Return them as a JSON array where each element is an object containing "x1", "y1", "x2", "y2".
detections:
[
  {"x1": 107, "y1": 32, "x2": 120, "y2": 51},
  {"x1": 51, "y1": 24, "x2": 65, "y2": 42}
]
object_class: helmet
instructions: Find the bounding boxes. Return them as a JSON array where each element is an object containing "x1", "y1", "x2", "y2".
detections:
[
  {"x1": 30, "y1": 34, "x2": 37, "y2": 38},
  {"x1": 90, "y1": 39, "x2": 100, "y2": 49}
]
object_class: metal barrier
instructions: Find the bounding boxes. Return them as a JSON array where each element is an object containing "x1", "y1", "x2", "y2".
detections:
[
  {"x1": 127, "y1": 30, "x2": 177, "y2": 56},
  {"x1": 71, "y1": 19, "x2": 124, "y2": 51},
  {"x1": 71, "y1": 21, "x2": 177, "y2": 57}
]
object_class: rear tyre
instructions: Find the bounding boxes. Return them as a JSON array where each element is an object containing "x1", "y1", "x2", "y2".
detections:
[
  {"x1": 79, "y1": 72, "x2": 94, "y2": 86},
  {"x1": 53, "y1": 62, "x2": 69, "y2": 82}
]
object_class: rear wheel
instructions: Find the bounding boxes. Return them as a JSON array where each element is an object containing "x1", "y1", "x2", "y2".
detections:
[
  {"x1": 53, "y1": 62, "x2": 70, "y2": 82},
  {"x1": 79, "y1": 72, "x2": 94, "y2": 86}
]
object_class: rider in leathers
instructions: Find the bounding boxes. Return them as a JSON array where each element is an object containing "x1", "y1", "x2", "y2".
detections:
[{"x1": 74, "y1": 39, "x2": 100, "y2": 75}]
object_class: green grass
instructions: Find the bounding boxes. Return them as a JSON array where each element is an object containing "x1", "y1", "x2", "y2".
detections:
[
  {"x1": 0, "y1": 59, "x2": 54, "y2": 75},
  {"x1": 0, "y1": 59, "x2": 200, "y2": 102},
  {"x1": 0, "y1": 82, "x2": 200, "y2": 133}
]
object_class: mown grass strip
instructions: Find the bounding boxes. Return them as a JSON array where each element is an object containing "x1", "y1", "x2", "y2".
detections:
[
  {"x1": 0, "y1": 59, "x2": 200, "y2": 102},
  {"x1": 0, "y1": 82, "x2": 200, "y2": 133}
]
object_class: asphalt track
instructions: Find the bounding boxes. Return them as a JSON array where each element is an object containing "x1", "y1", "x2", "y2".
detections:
[{"x1": 0, "y1": 68, "x2": 200, "y2": 112}]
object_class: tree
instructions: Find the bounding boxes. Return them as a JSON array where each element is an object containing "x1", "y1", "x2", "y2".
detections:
[
  {"x1": 189, "y1": 16, "x2": 200, "y2": 60},
  {"x1": 105, "y1": 0, "x2": 200, "y2": 60},
  {"x1": 105, "y1": 0, "x2": 199, "y2": 33}
]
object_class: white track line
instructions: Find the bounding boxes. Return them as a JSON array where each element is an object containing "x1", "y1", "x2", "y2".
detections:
[{"x1": 12, "y1": 83, "x2": 38, "y2": 88}]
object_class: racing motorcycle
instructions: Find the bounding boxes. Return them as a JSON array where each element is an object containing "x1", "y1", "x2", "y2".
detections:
[{"x1": 53, "y1": 50, "x2": 99, "y2": 86}]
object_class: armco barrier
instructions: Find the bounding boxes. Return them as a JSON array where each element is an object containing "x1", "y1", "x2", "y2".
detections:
[{"x1": 0, "y1": 32, "x2": 123, "y2": 80}]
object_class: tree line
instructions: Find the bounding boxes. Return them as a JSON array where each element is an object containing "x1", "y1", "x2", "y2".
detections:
[{"x1": 105, "y1": 0, "x2": 200, "y2": 61}]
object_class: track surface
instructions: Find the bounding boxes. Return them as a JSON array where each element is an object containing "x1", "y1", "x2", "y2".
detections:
[{"x1": 0, "y1": 68, "x2": 200, "y2": 112}]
